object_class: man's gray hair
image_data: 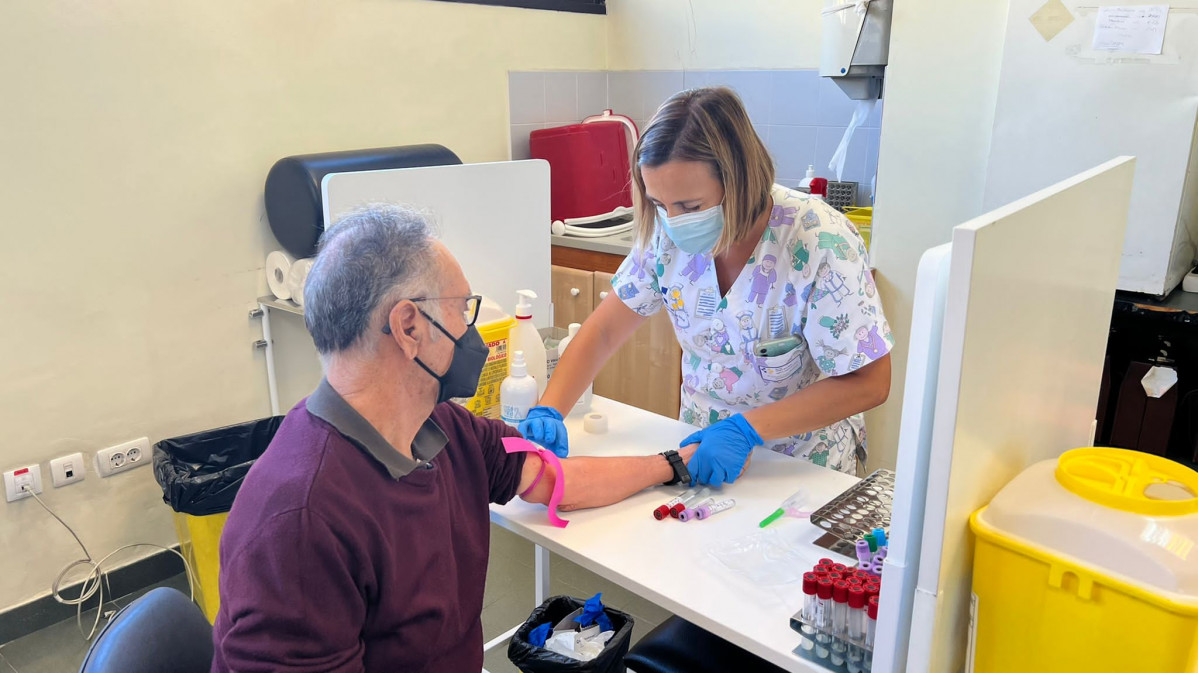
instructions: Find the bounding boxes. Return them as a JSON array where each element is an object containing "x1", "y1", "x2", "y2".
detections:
[{"x1": 303, "y1": 203, "x2": 439, "y2": 355}]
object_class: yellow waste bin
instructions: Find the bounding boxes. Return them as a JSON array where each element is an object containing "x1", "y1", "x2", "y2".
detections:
[
  {"x1": 969, "y1": 448, "x2": 1198, "y2": 673},
  {"x1": 154, "y1": 416, "x2": 284, "y2": 623}
]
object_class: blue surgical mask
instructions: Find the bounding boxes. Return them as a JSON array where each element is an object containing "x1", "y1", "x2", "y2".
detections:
[{"x1": 657, "y1": 204, "x2": 724, "y2": 254}]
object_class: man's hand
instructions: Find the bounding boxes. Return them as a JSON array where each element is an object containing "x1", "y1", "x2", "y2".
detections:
[
  {"x1": 679, "y1": 414, "x2": 763, "y2": 487},
  {"x1": 518, "y1": 406, "x2": 568, "y2": 458}
]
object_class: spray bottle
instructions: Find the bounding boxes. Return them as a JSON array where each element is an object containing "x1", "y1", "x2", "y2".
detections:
[{"x1": 510, "y1": 289, "x2": 547, "y2": 398}]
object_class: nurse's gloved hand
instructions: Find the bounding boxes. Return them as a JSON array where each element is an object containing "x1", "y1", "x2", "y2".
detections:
[
  {"x1": 679, "y1": 414, "x2": 763, "y2": 487},
  {"x1": 518, "y1": 406, "x2": 569, "y2": 458}
]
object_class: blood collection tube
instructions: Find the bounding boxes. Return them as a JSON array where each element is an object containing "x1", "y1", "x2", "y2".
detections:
[
  {"x1": 801, "y1": 572, "x2": 819, "y2": 635},
  {"x1": 872, "y1": 527, "x2": 887, "y2": 547},
  {"x1": 831, "y1": 563, "x2": 848, "y2": 573},
  {"x1": 653, "y1": 495, "x2": 686, "y2": 520},
  {"x1": 819, "y1": 558, "x2": 834, "y2": 566},
  {"x1": 832, "y1": 581, "x2": 850, "y2": 636},
  {"x1": 678, "y1": 498, "x2": 714, "y2": 522},
  {"x1": 864, "y1": 534, "x2": 877, "y2": 552},
  {"x1": 848, "y1": 586, "x2": 867, "y2": 642},
  {"x1": 669, "y1": 488, "x2": 710, "y2": 518},
  {"x1": 827, "y1": 571, "x2": 843, "y2": 581},
  {"x1": 855, "y1": 539, "x2": 873, "y2": 566},
  {"x1": 695, "y1": 498, "x2": 735, "y2": 520},
  {"x1": 875, "y1": 547, "x2": 888, "y2": 561},
  {"x1": 830, "y1": 580, "x2": 850, "y2": 666},
  {"x1": 866, "y1": 596, "x2": 879, "y2": 650},
  {"x1": 847, "y1": 576, "x2": 863, "y2": 587},
  {"x1": 865, "y1": 583, "x2": 880, "y2": 605},
  {"x1": 815, "y1": 578, "x2": 834, "y2": 659}
]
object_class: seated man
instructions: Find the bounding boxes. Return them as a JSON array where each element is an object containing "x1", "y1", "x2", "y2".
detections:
[{"x1": 211, "y1": 204, "x2": 697, "y2": 673}]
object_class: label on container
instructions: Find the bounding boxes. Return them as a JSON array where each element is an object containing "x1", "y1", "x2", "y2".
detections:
[
  {"x1": 460, "y1": 335, "x2": 509, "y2": 420},
  {"x1": 814, "y1": 600, "x2": 827, "y2": 629},
  {"x1": 965, "y1": 592, "x2": 978, "y2": 673},
  {"x1": 500, "y1": 404, "x2": 529, "y2": 428}
]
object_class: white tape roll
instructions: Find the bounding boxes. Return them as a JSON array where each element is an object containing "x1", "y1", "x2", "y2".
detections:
[
  {"x1": 583, "y1": 413, "x2": 608, "y2": 434},
  {"x1": 266, "y1": 250, "x2": 295, "y2": 301},
  {"x1": 287, "y1": 258, "x2": 315, "y2": 307}
]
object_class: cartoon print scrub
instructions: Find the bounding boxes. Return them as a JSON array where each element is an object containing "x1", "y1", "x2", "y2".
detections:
[
  {"x1": 736, "y1": 310, "x2": 759, "y2": 364},
  {"x1": 610, "y1": 184, "x2": 892, "y2": 474},
  {"x1": 681, "y1": 253, "x2": 711, "y2": 283},
  {"x1": 747, "y1": 254, "x2": 778, "y2": 306}
]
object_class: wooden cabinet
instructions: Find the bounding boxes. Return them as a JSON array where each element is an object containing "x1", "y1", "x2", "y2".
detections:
[
  {"x1": 550, "y1": 261, "x2": 682, "y2": 419},
  {"x1": 550, "y1": 266, "x2": 594, "y2": 329}
]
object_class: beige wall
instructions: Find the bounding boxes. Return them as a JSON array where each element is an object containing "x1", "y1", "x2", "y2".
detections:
[
  {"x1": 0, "y1": 0, "x2": 604, "y2": 610},
  {"x1": 867, "y1": 0, "x2": 1010, "y2": 472},
  {"x1": 606, "y1": 0, "x2": 824, "y2": 70}
]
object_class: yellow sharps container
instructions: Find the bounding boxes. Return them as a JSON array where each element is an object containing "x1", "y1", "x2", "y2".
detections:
[{"x1": 970, "y1": 448, "x2": 1198, "y2": 672}]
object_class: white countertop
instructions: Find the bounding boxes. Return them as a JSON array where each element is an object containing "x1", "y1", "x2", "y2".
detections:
[
  {"x1": 490, "y1": 397, "x2": 859, "y2": 672},
  {"x1": 550, "y1": 231, "x2": 635, "y2": 257}
]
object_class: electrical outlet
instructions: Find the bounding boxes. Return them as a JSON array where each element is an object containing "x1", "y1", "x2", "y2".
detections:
[
  {"x1": 50, "y1": 453, "x2": 86, "y2": 488},
  {"x1": 95, "y1": 437, "x2": 151, "y2": 478},
  {"x1": 4, "y1": 464, "x2": 44, "y2": 502}
]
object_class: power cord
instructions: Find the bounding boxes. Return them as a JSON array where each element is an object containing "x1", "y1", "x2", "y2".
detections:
[{"x1": 21, "y1": 485, "x2": 197, "y2": 641}]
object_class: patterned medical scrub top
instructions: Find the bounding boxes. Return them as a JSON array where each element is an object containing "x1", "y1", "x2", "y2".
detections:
[{"x1": 611, "y1": 184, "x2": 892, "y2": 474}]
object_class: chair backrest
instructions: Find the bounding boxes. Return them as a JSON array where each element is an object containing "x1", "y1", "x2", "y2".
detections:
[{"x1": 79, "y1": 587, "x2": 213, "y2": 673}]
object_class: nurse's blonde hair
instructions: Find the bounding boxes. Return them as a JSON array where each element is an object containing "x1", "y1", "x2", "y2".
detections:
[{"x1": 631, "y1": 87, "x2": 775, "y2": 255}]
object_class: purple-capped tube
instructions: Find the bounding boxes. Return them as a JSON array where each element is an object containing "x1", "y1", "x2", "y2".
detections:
[
  {"x1": 696, "y1": 498, "x2": 735, "y2": 520},
  {"x1": 855, "y1": 539, "x2": 873, "y2": 566},
  {"x1": 678, "y1": 498, "x2": 714, "y2": 521}
]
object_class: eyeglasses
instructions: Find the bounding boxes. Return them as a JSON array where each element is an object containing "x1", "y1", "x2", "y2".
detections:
[{"x1": 409, "y1": 295, "x2": 483, "y2": 327}]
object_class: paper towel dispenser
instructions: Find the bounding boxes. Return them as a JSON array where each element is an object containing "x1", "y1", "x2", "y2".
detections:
[
  {"x1": 820, "y1": 0, "x2": 892, "y2": 100},
  {"x1": 264, "y1": 144, "x2": 461, "y2": 259}
]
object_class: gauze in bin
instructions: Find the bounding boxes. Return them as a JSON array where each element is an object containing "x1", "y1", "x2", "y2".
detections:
[{"x1": 152, "y1": 416, "x2": 284, "y2": 516}]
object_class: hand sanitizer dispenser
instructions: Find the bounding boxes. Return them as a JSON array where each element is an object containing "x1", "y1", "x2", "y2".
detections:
[{"x1": 820, "y1": 0, "x2": 892, "y2": 100}]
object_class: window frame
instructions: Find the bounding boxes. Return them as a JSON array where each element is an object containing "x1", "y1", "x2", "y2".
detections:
[{"x1": 432, "y1": 0, "x2": 605, "y2": 15}]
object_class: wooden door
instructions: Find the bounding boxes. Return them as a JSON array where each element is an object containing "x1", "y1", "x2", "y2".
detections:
[
  {"x1": 592, "y1": 272, "x2": 682, "y2": 419},
  {"x1": 550, "y1": 265, "x2": 595, "y2": 329}
]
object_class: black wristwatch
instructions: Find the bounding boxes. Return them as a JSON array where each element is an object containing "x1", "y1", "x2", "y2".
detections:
[{"x1": 660, "y1": 450, "x2": 691, "y2": 486}]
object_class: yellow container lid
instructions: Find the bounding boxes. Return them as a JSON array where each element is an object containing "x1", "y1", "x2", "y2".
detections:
[{"x1": 1056, "y1": 447, "x2": 1198, "y2": 517}]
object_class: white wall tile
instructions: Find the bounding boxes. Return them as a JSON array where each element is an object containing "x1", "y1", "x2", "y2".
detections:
[
  {"x1": 577, "y1": 71, "x2": 609, "y2": 117},
  {"x1": 817, "y1": 76, "x2": 857, "y2": 128},
  {"x1": 766, "y1": 125, "x2": 818, "y2": 182},
  {"x1": 770, "y1": 70, "x2": 820, "y2": 127},
  {"x1": 608, "y1": 71, "x2": 643, "y2": 119},
  {"x1": 510, "y1": 123, "x2": 542, "y2": 160},
  {"x1": 508, "y1": 72, "x2": 545, "y2": 125},
  {"x1": 639, "y1": 70, "x2": 686, "y2": 121},
  {"x1": 544, "y1": 72, "x2": 578, "y2": 124}
]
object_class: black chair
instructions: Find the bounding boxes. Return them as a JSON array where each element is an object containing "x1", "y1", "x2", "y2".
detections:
[
  {"x1": 625, "y1": 616, "x2": 788, "y2": 673},
  {"x1": 79, "y1": 587, "x2": 213, "y2": 673}
]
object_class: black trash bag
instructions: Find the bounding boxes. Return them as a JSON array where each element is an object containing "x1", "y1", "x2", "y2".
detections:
[
  {"x1": 508, "y1": 595, "x2": 635, "y2": 673},
  {"x1": 152, "y1": 416, "x2": 284, "y2": 516}
]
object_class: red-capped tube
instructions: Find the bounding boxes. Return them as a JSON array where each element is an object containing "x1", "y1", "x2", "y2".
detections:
[{"x1": 849, "y1": 586, "x2": 866, "y2": 609}]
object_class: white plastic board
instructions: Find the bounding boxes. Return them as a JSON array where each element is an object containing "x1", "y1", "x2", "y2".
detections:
[
  {"x1": 906, "y1": 157, "x2": 1135, "y2": 672},
  {"x1": 983, "y1": 1, "x2": 1198, "y2": 295},
  {"x1": 871, "y1": 242, "x2": 951, "y2": 673},
  {"x1": 322, "y1": 160, "x2": 553, "y2": 325}
]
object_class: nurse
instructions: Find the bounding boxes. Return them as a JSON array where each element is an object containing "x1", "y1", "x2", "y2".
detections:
[{"x1": 522, "y1": 87, "x2": 892, "y2": 485}]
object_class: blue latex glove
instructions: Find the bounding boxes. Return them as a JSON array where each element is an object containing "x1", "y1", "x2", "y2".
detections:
[
  {"x1": 528, "y1": 622, "x2": 552, "y2": 647},
  {"x1": 518, "y1": 406, "x2": 569, "y2": 458},
  {"x1": 679, "y1": 413, "x2": 763, "y2": 487},
  {"x1": 575, "y1": 593, "x2": 613, "y2": 632}
]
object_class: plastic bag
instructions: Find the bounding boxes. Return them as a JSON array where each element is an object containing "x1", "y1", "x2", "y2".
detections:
[
  {"x1": 508, "y1": 595, "x2": 634, "y2": 673},
  {"x1": 152, "y1": 416, "x2": 284, "y2": 516},
  {"x1": 707, "y1": 528, "x2": 815, "y2": 586}
]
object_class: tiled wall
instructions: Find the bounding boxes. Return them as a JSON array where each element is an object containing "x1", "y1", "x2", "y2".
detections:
[{"x1": 509, "y1": 70, "x2": 883, "y2": 203}]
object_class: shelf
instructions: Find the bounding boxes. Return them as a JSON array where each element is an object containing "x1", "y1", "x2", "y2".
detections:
[{"x1": 258, "y1": 296, "x2": 304, "y2": 316}]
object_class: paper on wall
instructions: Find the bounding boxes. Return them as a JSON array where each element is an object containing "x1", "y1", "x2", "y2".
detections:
[
  {"x1": 1092, "y1": 5, "x2": 1169, "y2": 54},
  {"x1": 829, "y1": 99, "x2": 876, "y2": 182},
  {"x1": 1141, "y1": 365, "x2": 1178, "y2": 398}
]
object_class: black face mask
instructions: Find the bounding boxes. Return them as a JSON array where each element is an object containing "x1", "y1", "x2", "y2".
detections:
[{"x1": 411, "y1": 311, "x2": 489, "y2": 404}]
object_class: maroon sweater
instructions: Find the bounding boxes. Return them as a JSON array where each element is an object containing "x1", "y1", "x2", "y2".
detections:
[{"x1": 211, "y1": 389, "x2": 525, "y2": 673}]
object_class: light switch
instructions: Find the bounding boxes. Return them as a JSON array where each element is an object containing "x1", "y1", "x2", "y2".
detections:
[{"x1": 50, "y1": 453, "x2": 86, "y2": 488}]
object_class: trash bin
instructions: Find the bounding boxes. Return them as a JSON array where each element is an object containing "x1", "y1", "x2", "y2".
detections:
[
  {"x1": 152, "y1": 416, "x2": 284, "y2": 622},
  {"x1": 508, "y1": 595, "x2": 635, "y2": 673}
]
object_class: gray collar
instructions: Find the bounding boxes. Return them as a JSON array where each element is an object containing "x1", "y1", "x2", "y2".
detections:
[{"x1": 306, "y1": 379, "x2": 447, "y2": 480}]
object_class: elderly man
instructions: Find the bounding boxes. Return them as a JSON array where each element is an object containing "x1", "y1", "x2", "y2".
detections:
[{"x1": 211, "y1": 204, "x2": 699, "y2": 673}]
